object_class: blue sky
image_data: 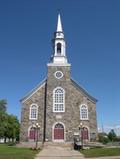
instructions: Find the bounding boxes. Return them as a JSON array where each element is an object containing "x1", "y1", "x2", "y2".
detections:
[{"x1": 0, "y1": 0, "x2": 120, "y2": 134}]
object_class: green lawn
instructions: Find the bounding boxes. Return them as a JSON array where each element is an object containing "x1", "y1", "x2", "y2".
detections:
[
  {"x1": 0, "y1": 144, "x2": 39, "y2": 159},
  {"x1": 81, "y1": 148, "x2": 120, "y2": 158}
]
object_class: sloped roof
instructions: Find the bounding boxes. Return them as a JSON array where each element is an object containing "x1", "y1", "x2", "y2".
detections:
[
  {"x1": 71, "y1": 78, "x2": 98, "y2": 103},
  {"x1": 20, "y1": 78, "x2": 97, "y2": 104},
  {"x1": 20, "y1": 79, "x2": 46, "y2": 103}
]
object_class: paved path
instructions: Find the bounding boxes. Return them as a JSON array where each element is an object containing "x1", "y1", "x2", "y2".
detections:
[
  {"x1": 35, "y1": 146, "x2": 120, "y2": 159},
  {"x1": 35, "y1": 146, "x2": 84, "y2": 159}
]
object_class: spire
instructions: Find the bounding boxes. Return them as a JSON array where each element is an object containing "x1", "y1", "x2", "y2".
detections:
[
  {"x1": 48, "y1": 13, "x2": 70, "y2": 65},
  {"x1": 56, "y1": 13, "x2": 63, "y2": 32}
]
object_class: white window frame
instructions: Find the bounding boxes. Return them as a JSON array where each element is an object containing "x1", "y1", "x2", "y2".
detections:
[
  {"x1": 29, "y1": 104, "x2": 38, "y2": 120},
  {"x1": 80, "y1": 104, "x2": 89, "y2": 120},
  {"x1": 54, "y1": 71, "x2": 63, "y2": 79},
  {"x1": 53, "y1": 87, "x2": 65, "y2": 112}
]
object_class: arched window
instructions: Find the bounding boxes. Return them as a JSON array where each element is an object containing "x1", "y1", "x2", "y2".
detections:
[
  {"x1": 53, "y1": 87, "x2": 65, "y2": 112},
  {"x1": 29, "y1": 104, "x2": 38, "y2": 120},
  {"x1": 80, "y1": 105, "x2": 88, "y2": 120},
  {"x1": 57, "y1": 43, "x2": 61, "y2": 54}
]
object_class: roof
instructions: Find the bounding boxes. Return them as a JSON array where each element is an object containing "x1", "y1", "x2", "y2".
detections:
[
  {"x1": 20, "y1": 79, "x2": 46, "y2": 103},
  {"x1": 71, "y1": 78, "x2": 98, "y2": 103},
  {"x1": 20, "y1": 78, "x2": 97, "y2": 104}
]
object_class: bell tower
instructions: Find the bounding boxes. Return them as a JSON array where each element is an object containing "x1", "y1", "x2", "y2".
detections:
[
  {"x1": 50, "y1": 13, "x2": 68, "y2": 64},
  {"x1": 46, "y1": 13, "x2": 71, "y2": 141}
]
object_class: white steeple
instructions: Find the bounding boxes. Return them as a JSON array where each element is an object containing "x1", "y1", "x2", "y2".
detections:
[
  {"x1": 56, "y1": 13, "x2": 63, "y2": 32},
  {"x1": 50, "y1": 13, "x2": 68, "y2": 65}
]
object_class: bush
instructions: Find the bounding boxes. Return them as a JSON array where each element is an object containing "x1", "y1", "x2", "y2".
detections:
[
  {"x1": 114, "y1": 137, "x2": 120, "y2": 142},
  {"x1": 30, "y1": 147, "x2": 41, "y2": 151},
  {"x1": 98, "y1": 133, "x2": 109, "y2": 144}
]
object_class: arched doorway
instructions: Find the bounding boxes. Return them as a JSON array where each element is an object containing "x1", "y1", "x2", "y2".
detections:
[
  {"x1": 29, "y1": 127, "x2": 35, "y2": 141},
  {"x1": 81, "y1": 127, "x2": 89, "y2": 140},
  {"x1": 54, "y1": 123, "x2": 64, "y2": 141}
]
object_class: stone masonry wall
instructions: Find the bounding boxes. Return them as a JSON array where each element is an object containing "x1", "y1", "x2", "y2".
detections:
[
  {"x1": 20, "y1": 83, "x2": 46, "y2": 142},
  {"x1": 20, "y1": 65, "x2": 97, "y2": 143},
  {"x1": 45, "y1": 65, "x2": 97, "y2": 142}
]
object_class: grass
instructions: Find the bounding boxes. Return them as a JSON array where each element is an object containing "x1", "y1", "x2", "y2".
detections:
[
  {"x1": 81, "y1": 147, "x2": 120, "y2": 158},
  {"x1": 0, "y1": 144, "x2": 39, "y2": 159}
]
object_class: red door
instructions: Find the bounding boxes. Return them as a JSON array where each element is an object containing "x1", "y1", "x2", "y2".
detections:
[
  {"x1": 54, "y1": 123, "x2": 64, "y2": 140},
  {"x1": 29, "y1": 128, "x2": 35, "y2": 140},
  {"x1": 82, "y1": 127, "x2": 89, "y2": 140}
]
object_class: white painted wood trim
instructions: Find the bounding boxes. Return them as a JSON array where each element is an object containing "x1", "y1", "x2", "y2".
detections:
[
  {"x1": 47, "y1": 63, "x2": 71, "y2": 66},
  {"x1": 21, "y1": 81, "x2": 46, "y2": 104},
  {"x1": 29, "y1": 103, "x2": 38, "y2": 120},
  {"x1": 80, "y1": 104, "x2": 89, "y2": 120},
  {"x1": 53, "y1": 87, "x2": 65, "y2": 113}
]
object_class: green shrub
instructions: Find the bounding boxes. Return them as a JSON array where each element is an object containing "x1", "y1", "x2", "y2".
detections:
[{"x1": 98, "y1": 133, "x2": 109, "y2": 144}]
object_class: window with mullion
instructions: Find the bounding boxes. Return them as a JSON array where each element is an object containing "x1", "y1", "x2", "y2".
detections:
[
  {"x1": 80, "y1": 105, "x2": 88, "y2": 120},
  {"x1": 29, "y1": 104, "x2": 38, "y2": 120},
  {"x1": 53, "y1": 87, "x2": 65, "y2": 112}
]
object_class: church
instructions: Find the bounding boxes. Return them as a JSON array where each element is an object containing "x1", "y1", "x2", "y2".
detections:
[{"x1": 20, "y1": 14, "x2": 98, "y2": 145}]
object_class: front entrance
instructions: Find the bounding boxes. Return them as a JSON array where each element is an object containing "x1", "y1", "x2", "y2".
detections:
[{"x1": 54, "y1": 123, "x2": 64, "y2": 141}]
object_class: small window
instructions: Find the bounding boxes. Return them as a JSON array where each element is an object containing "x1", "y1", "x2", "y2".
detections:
[
  {"x1": 57, "y1": 43, "x2": 61, "y2": 54},
  {"x1": 80, "y1": 105, "x2": 88, "y2": 120},
  {"x1": 29, "y1": 104, "x2": 38, "y2": 120},
  {"x1": 54, "y1": 71, "x2": 63, "y2": 79},
  {"x1": 53, "y1": 87, "x2": 65, "y2": 112}
]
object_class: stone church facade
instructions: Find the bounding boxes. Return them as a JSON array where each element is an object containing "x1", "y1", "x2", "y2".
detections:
[{"x1": 20, "y1": 14, "x2": 98, "y2": 144}]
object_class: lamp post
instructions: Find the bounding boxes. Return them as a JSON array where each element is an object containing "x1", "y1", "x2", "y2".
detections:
[
  {"x1": 33, "y1": 123, "x2": 40, "y2": 149},
  {"x1": 78, "y1": 122, "x2": 84, "y2": 149}
]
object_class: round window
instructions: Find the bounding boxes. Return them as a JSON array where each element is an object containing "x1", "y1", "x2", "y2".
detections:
[{"x1": 54, "y1": 71, "x2": 63, "y2": 79}]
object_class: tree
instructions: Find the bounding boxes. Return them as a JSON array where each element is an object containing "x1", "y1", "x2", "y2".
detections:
[
  {"x1": 0, "y1": 110, "x2": 8, "y2": 140},
  {"x1": 98, "y1": 132, "x2": 109, "y2": 144},
  {"x1": 5, "y1": 114, "x2": 20, "y2": 142},
  {"x1": 0, "y1": 99, "x2": 7, "y2": 112},
  {"x1": 0, "y1": 110, "x2": 20, "y2": 143},
  {"x1": 108, "y1": 129, "x2": 117, "y2": 141}
]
